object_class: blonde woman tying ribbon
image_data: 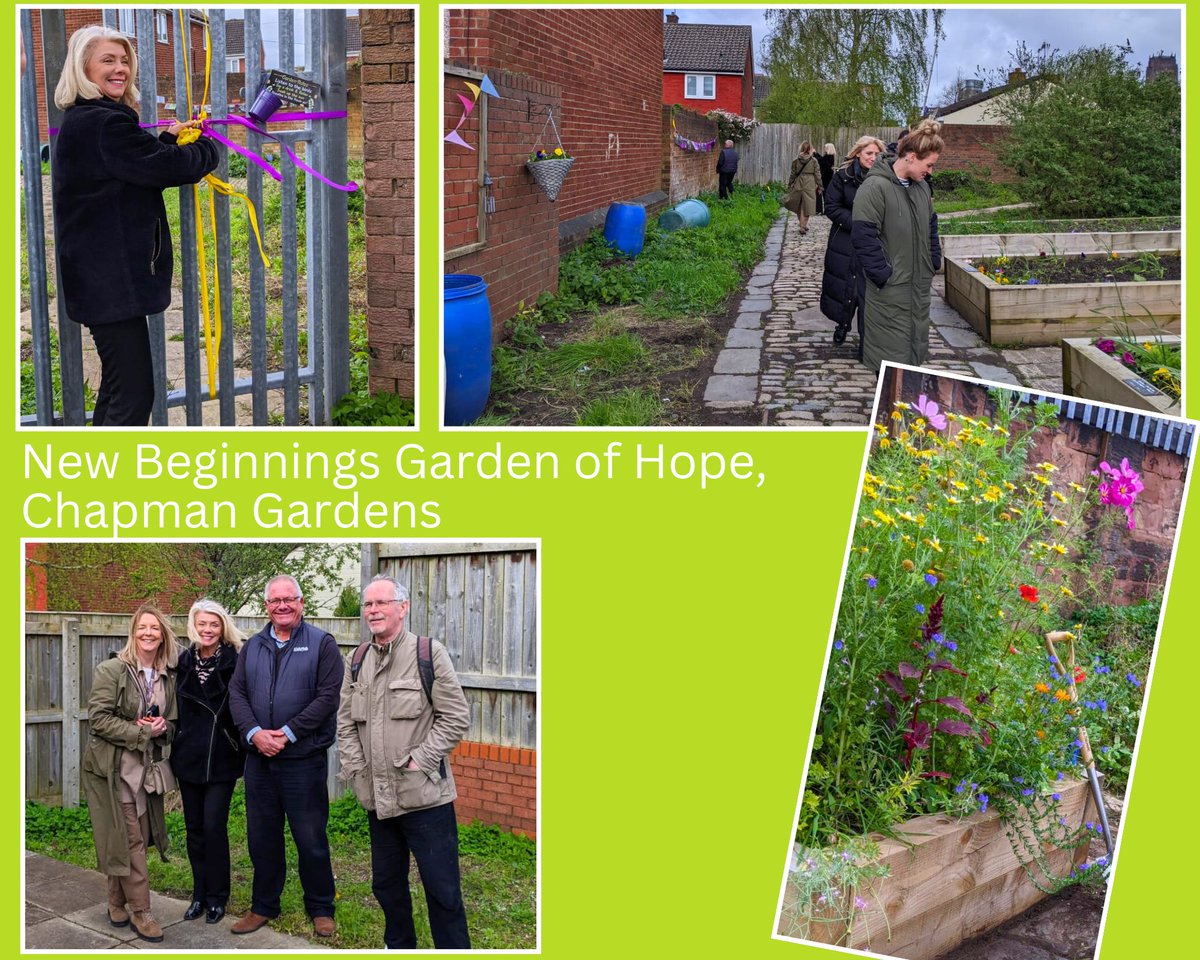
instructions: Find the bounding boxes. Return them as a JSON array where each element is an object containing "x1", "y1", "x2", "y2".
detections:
[{"x1": 51, "y1": 25, "x2": 221, "y2": 426}]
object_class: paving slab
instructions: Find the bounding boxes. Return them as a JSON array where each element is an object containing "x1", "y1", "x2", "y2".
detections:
[
  {"x1": 713, "y1": 349, "x2": 761, "y2": 375},
  {"x1": 725, "y1": 329, "x2": 763, "y2": 349},
  {"x1": 26, "y1": 917, "x2": 125, "y2": 950},
  {"x1": 704, "y1": 375, "x2": 757, "y2": 403}
]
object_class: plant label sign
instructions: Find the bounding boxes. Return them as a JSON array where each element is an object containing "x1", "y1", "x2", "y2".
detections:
[
  {"x1": 1123, "y1": 377, "x2": 1160, "y2": 397},
  {"x1": 264, "y1": 69, "x2": 322, "y2": 107}
]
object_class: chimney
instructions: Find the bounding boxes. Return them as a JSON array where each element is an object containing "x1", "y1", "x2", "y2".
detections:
[
  {"x1": 666, "y1": 12, "x2": 679, "y2": 24},
  {"x1": 1008, "y1": 68, "x2": 1026, "y2": 85}
]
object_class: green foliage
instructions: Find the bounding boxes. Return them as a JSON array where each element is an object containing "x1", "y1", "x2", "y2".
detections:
[
  {"x1": 457, "y1": 821, "x2": 537, "y2": 867},
  {"x1": 760, "y1": 9, "x2": 945, "y2": 124},
  {"x1": 931, "y1": 170, "x2": 1022, "y2": 214},
  {"x1": 996, "y1": 44, "x2": 1180, "y2": 218},
  {"x1": 576, "y1": 388, "x2": 663, "y2": 426},
  {"x1": 20, "y1": 325, "x2": 97, "y2": 418},
  {"x1": 704, "y1": 109, "x2": 760, "y2": 143},
  {"x1": 331, "y1": 308, "x2": 416, "y2": 427},
  {"x1": 25, "y1": 801, "x2": 93, "y2": 849},
  {"x1": 332, "y1": 584, "x2": 361, "y2": 618},
  {"x1": 939, "y1": 213, "x2": 1180, "y2": 236}
]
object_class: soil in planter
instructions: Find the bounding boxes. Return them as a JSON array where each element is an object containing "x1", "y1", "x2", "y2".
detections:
[{"x1": 974, "y1": 252, "x2": 1181, "y2": 285}]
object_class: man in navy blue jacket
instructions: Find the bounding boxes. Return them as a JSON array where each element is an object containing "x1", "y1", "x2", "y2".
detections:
[{"x1": 228, "y1": 575, "x2": 343, "y2": 938}]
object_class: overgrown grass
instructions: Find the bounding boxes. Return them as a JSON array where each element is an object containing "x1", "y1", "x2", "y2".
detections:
[
  {"x1": 932, "y1": 170, "x2": 1022, "y2": 214},
  {"x1": 26, "y1": 789, "x2": 535, "y2": 950},
  {"x1": 939, "y1": 211, "x2": 1181, "y2": 236},
  {"x1": 481, "y1": 187, "x2": 780, "y2": 426}
]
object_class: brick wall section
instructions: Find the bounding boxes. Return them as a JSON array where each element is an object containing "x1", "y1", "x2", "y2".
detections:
[
  {"x1": 360, "y1": 10, "x2": 416, "y2": 398},
  {"x1": 663, "y1": 72, "x2": 747, "y2": 117},
  {"x1": 451, "y1": 741, "x2": 537, "y2": 839},
  {"x1": 663, "y1": 107, "x2": 718, "y2": 202},
  {"x1": 25, "y1": 543, "x2": 211, "y2": 613},
  {"x1": 446, "y1": 8, "x2": 664, "y2": 227},
  {"x1": 937, "y1": 124, "x2": 1017, "y2": 182},
  {"x1": 444, "y1": 68, "x2": 562, "y2": 339},
  {"x1": 884, "y1": 370, "x2": 1186, "y2": 603}
]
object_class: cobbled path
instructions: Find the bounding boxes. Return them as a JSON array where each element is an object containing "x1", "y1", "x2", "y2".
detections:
[{"x1": 703, "y1": 210, "x2": 1067, "y2": 427}]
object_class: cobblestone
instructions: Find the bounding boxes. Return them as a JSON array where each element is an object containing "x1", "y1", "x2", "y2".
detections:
[{"x1": 702, "y1": 211, "x2": 1069, "y2": 427}]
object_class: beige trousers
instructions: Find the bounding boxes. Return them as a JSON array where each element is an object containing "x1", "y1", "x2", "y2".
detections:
[{"x1": 108, "y1": 801, "x2": 151, "y2": 912}]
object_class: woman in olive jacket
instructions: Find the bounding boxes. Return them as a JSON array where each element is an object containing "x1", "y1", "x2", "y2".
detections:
[
  {"x1": 51, "y1": 25, "x2": 220, "y2": 426},
  {"x1": 820, "y1": 137, "x2": 886, "y2": 356},
  {"x1": 783, "y1": 141, "x2": 822, "y2": 234},
  {"x1": 83, "y1": 605, "x2": 178, "y2": 943},
  {"x1": 172, "y1": 599, "x2": 246, "y2": 925}
]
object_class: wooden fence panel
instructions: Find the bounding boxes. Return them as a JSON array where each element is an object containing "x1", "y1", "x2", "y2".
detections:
[{"x1": 738, "y1": 123, "x2": 906, "y2": 185}]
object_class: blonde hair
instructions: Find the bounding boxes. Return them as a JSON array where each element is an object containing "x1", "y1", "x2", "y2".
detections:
[
  {"x1": 823, "y1": 142, "x2": 836, "y2": 156},
  {"x1": 896, "y1": 119, "x2": 943, "y2": 160},
  {"x1": 844, "y1": 136, "x2": 887, "y2": 167},
  {"x1": 117, "y1": 604, "x2": 178, "y2": 672},
  {"x1": 187, "y1": 598, "x2": 245, "y2": 652},
  {"x1": 54, "y1": 25, "x2": 140, "y2": 110}
]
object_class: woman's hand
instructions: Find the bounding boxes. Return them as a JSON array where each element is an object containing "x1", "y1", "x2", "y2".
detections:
[
  {"x1": 138, "y1": 715, "x2": 168, "y2": 737},
  {"x1": 166, "y1": 118, "x2": 201, "y2": 137}
]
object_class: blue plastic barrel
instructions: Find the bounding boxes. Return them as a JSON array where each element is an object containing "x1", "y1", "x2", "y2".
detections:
[
  {"x1": 443, "y1": 275, "x2": 492, "y2": 425},
  {"x1": 603, "y1": 202, "x2": 647, "y2": 257},
  {"x1": 658, "y1": 198, "x2": 711, "y2": 232}
]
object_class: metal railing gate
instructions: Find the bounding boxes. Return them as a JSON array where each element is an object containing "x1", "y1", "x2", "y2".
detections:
[{"x1": 20, "y1": 8, "x2": 350, "y2": 426}]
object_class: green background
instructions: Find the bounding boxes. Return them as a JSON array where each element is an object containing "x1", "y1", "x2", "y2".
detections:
[{"x1": 4, "y1": 2, "x2": 1197, "y2": 957}]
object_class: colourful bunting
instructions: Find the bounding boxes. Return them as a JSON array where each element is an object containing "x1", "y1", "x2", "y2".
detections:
[{"x1": 445, "y1": 74, "x2": 499, "y2": 150}]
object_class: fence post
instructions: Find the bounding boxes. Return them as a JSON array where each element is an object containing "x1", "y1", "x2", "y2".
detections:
[
  {"x1": 245, "y1": 11, "x2": 269, "y2": 424},
  {"x1": 209, "y1": 11, "x2": 237, "y2": 426},
  {"x1": 175, "y1": 13, "x2": 204, "y2": 425},
  {"x1": 279, "y1": 10, "x2": 301, "y2": 426},
  {"x1": 61, "y1": 618, "x2": 81, "y2": 808}
]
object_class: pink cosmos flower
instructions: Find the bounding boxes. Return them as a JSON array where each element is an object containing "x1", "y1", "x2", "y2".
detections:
[
  {"x1": 1092, "y1": 458, "x2": 1144, "y2": 529},
  {"x1": 915, "y1": 394, "x2": 947, "y2": 430}
]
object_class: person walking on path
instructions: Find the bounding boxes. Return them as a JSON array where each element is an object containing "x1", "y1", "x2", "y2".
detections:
[
  {"x1": 228, "y1": 575, "x2": 342, "y2": 939},
  {"x1": 851, "y1": 119, "x2": 943, "y2": 370},
  {"x1": 716, "y1": 140, "x2": 739, "y2": 199},
  {"x1": 173, "y1": 599, "x2": 245, "y2": 926},
  {"x1": 784, "y1": 141, "x2": 822, "y2": 234},
  {"x1": 82, "y1": 604, "x2": 179, "y2": 943},
  {"x1": 815, "y1": 143, "x2": 836, "y2": 215},
  {"x1": 338, "y1": 576, "x2": 472, "y2": 949},
  {"x1": 820, "y1": 137, "x2": 886, "y2": 357}
]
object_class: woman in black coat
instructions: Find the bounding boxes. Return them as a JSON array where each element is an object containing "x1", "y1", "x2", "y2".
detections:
[
  {"x1": 51, "y1": 26, "x2": 221, "y2": 426},
  {"x1": 815, "y1": 143, "x2": 836, "y2": 215},
  {"x1": 819, "y1": 136, "x2": 886, "y2": 356},
  {"x1": 172, "y1": 600, "x2": 245, "y2": 924}
]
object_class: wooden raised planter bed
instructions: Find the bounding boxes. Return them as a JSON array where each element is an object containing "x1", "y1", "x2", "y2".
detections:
[
  {"x1": 944, "y1": 253, "x2": 1182, "y2": 347},
  {"x1": 1062, "y1": 336, "x2": 1182, "y2": 415},
  {"x1": 780, "y1": 777, "x2": 1094, "y2": 959},
  {"x1": 939, "y1": 230, "x2": 1180, "y2": 271}
]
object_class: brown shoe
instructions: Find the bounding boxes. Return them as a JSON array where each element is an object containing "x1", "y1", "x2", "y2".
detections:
[
  {"x1": 313, "y1": 916, "x2": 336, "y2": 938},
  {"x1": 107, "y1": 904, "x2": 129, "y2": 928},
  {"x1": 231, "y1": 912, "x2": 272, "y2": 935},
  {"x1": 129, "y1": 910, "x2": 163, "y2": 942}
]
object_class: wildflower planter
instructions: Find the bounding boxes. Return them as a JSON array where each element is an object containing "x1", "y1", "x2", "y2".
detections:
[
  {"x1": 938, "y1": 230, "x2": 1180, "y2": 273},
  {"x1": 1061, "y1": 336, "x2": 1182, "y2": 416},
  {"x1": 943, "y1": 254, "x2": 1182, "y2": 347},
  {"x1": 782, "y1": 777, "x2": 1095, "y2": 959}
]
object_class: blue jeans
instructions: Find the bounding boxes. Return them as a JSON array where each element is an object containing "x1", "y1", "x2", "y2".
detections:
[
  {"x1": 368, "y1": 803, "x2": 470, "y2": 949},
  {"x1": 244, "y1": 752, "x2": 335, "y2": 918}
]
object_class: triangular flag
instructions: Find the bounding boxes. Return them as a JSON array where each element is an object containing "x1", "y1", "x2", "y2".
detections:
[
  {"x1": 464, "y1": 81, "x2": 481, "y2": 100},
  {"x1": 444, "y1": 129, "x2": 474, "y2": 150},
  {"x1": 458, "y1": 93, "x2": 475, "y2": 116},
  {"x1": 479, "y1": 74, "x2": 500, "y2": 98}
]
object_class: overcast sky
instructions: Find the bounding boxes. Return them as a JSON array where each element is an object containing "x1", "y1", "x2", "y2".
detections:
[
  {"x1": 670, "y1": 5, "x2": 1182, "y2": 98},
  {"x1": 223, "y1": 8, "x2": 358, "y2": 68}
]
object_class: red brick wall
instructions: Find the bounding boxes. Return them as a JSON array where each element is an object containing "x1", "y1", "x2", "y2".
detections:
[
  {"x1": 663, "y1": 72, "x2": 747, "y2": 117},
  {"x1": 360, "y1": 10, "x2": 416, "y2": 399},
  {"x1": 444, "y1": 67, "x2": 562, "y2": 339},
  {"x1": 445, "y1": 8, "x2": 665, "y2": 227},
  {"x1": 451, "y1": 742, "x2": 537, "y2": 839},
  {"x1": 24, "y1": 543, "x2": 211, "y2": 613},
  {"x1": 663, "y1": 106, "x2": 718, "y2": 202},
  {"x1": 937, "y1": 124, "x2": 1017, "y2": 182}
]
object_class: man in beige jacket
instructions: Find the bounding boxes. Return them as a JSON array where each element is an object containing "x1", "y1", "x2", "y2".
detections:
[{"x1": 337, "y1": 575, "x2": 471, "y2": 949}]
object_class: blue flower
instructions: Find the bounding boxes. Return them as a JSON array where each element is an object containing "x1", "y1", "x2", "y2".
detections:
[
  {"x1": 1026, "y1": 278, "x2": 1040, "y2": 285},
  {"x1": 1098, "y1": 699, "x2": 1107, "y2": 711},
  {"x1": 915, "y1": 603, "x2": 926, "y2": 614},
  {"x1": 1023, "y1": 788, "x2": 1035, "y2": 796},
  {"x1": 979, "y1": 794, "x2": 989, "y2": 813},
  {"x1": 955, "y1": 780, "x2": 966, "y2": 794},
  {"x1": 1013, "y1": 776, "x2": 1024, "y2": 784},
  {"x1": 1101, "y1": 745, "x2": 1110, "y2": 754},
  {"x1": 924, "y1": 573, "x2": 937, "y2": 586},
  {"x1": 945, "y1": 640, "x2": 958, "y2": 651},
  {"x1": 932, "y1": 632, "x2": 944, "y2": 644},
  {"x1": 1056, "y1": 771, "x2": 1065, "y2": 781},
  {"x1": 1052, "y1": 792, "x2": 1062, "y2": 802},
  {"x1": 867, "y1": 576, "x2": 878, "y2": 589},
  {"x1": 833, "y1": 640, "x2": 844, "y2": 651},
  {"x1": 1126, "y1": 673, "x2": 1141, "y2": 687}
]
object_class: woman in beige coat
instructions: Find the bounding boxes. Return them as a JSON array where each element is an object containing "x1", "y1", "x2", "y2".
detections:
[
  {"x1": 784, "y1": 140, "x2": 823, "y2": 234},
  {"x1": 82, "y1": 604, "x2": 179, "y2": 943}
]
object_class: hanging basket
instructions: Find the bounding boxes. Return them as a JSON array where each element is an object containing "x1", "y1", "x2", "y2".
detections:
[{"x1": 526, "y1": 157, "x2": 574, "y2": 202}]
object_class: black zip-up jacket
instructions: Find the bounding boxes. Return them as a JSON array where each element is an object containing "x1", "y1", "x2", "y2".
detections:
[
  {"x1": 172, "y1": 643, "x2": 244, "y2": 783},
  {"x1": 51, "y1": 96, "x2": 221, "y2": 327},
  {"x1": 228, "y1": 620, "x2": 343, "y2": 760},
  {"x1": 820, "y1": 159, "x2": 869, "y2": 327}
]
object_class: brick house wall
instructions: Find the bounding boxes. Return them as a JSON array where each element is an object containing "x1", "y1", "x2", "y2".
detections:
[
  {"x1": 663, "y1": 71, "x2": 748, "y2": 117},
  {"x1": 663, "y1": 106, "x2": 718, "y2": 202},
  {"x1": 883, "y1": 370, "x2": 1186, "y2": 603},
  {"x1": 25, "y1": 9, "x2": 206, "y2": 143},
  {"x1": 24, "y1": 543, "x2": 211, "y2": 613},
  {"x1": 360, "y1": 10, "x2": 416, "y2": 399},
  {"x1": 451, "y1": 742, "x2": 537, "y2": 838},
  {"x1": 444, "y1": 8, "x2": 666, "y2": 335},
  {"x1": 936, "y1": 124, "x2": 1017, "y2": 182}
]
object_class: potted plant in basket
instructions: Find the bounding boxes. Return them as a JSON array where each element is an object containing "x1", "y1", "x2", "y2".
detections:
[{"x1": 526, "y1": 107, "x2": 573, "y2": 201}]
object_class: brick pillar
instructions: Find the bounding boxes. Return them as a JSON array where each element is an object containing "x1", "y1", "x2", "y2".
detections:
[{"x1": 360, "y1": 10, "x2": 415, "y2": 398}]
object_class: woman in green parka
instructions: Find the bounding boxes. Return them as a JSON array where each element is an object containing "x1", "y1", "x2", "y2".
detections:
[
  {"x1": 83, "y1": 603, "x2": 179, "y2": 943},
  {"x1": 850, "y1": 119, "x2": 944, "y2": 370}
]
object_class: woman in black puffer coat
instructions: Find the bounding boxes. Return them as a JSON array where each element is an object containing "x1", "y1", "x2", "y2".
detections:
[
  {"x1": 172, "y1": 600, "x2": 245, "y2": 925},
  {"x1": 819, "y1": 136, "x2": 886, "y2": 357},
  {"x1": 51, "y1": 26, "x2": 221, "y2": 426}
]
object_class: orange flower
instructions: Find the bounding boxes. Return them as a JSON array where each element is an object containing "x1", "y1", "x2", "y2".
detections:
[
  {"x1": 1036, "y1": 730, "x2": 1046, "y2": 739},
  {"x1": 1035, "y1": 682, "x2": 1050, "y2": 694},
  {"x1": 1054, "y1": 689, "x2": 1071, "y2": 702}
]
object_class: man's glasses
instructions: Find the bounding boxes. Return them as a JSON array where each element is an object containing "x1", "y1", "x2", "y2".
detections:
[
  {"x1": 362, "y1": 599, "x2": 405, "y2": 611},
  {"x1": 266, "y1": 596, "x2": 301, "y2": 607}
]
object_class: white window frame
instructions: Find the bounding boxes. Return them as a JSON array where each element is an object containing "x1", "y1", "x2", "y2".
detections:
[
  {"x1": 227, "y1": 56, "x2": 243, "y2": 72},
  {"x1": 117, "y1": 8, "x2": 135, "y2": 36},
  {"x1": 155, "y1": 11, "x2": 169, "y2": 44},
  {"x1": 685, "y1": 74, "x2": 716, "y2": 99}
]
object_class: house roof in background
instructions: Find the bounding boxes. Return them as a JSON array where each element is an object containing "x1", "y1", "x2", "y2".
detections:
[
  {"x1": 663, "y1": 22, "x2": 752, "y2": 74},
  {"x1": 346, "y1": 15, "x2": 361, "y2": 55},
  {"x1": 225, "y1": 18, "x2": 244, "y2": 57},
  {"x1": 753, "y1": 73, "x2": 771, "y2": 106}
]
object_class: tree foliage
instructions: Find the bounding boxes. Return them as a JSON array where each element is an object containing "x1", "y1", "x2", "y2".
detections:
[
  {"x1": 990, "y1": 44, "x2": 1181, "y2": 218},
  {"x1": 759, "y1": 9, "x2": 944, "y2": 125}
]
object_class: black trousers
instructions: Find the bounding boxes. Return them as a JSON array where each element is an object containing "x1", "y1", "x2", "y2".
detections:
[
  {"x1": 368, "y1": 803, "x2": 470, "y2": 949},
  {"x1": 244, "y1": 753, "x2": 336, "y2": 919},
  {"x1": 88, "y1": 317, "x2": 155, "y2": 426},
  {"x1": 178, "y1": 778, "x2": 237, "y2": 907},
  {"x1": 718, "y1": 171, "x2": 735, "y2": 199}
]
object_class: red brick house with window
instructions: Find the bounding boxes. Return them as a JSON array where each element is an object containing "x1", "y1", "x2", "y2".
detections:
[{"x1": 662, "y1": 14, "x2": 753, "y2": 119}]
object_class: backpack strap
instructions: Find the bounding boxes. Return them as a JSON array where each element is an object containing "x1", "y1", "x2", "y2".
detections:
[
  {"x1": 416, "y1": 635, "x2": 435, "y2": 704},
  {"x1": 349, "y1": 641, "x2": 371, "y2": 682}
]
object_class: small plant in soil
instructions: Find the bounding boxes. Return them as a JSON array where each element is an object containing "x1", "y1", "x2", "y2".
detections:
[{"x1": 972, "y1": 252, "x2": 1181, "y2": 286}]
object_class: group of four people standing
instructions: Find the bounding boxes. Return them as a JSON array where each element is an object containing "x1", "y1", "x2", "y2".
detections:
[{"x1": 82, "y1": 573, "x2": 472, "y2": 949}]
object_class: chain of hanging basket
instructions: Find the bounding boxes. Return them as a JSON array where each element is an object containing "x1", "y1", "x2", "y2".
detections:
[{"x1": 526, "y1": 106, "x2": 574, "y2": 202}]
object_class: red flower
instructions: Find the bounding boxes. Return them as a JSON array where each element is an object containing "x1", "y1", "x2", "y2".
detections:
[
  {"x1": 1008, "y1": 645, "x2": 1019, "y2": 655},
  {"x1": 1074, "y1": 667, "x2": 1086, "y2": 684},
  {"x1": 1019, "y1": 584, "x2": 1039, "y2": 604}
]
